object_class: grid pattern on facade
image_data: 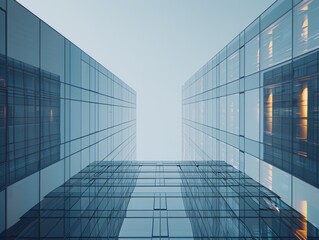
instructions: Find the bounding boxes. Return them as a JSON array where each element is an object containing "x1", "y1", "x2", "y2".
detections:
[
  {"x1": 2, "y1": 161, "x2": 319, "y2": 239},
  {"x1": 0, "y1": 0, "x2": 136, "y2": 233},
  {"x1": 182, "y1": 0, "x2": 319, "y2": 227},
  {"x1": 0, "y1": 0, "x2": 136, "y2": 191}
]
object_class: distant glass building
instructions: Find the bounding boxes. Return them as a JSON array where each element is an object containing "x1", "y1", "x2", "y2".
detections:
[
  {"x1": 0, "y1": 0, "x2": 136, "y2": 233},
  {"x1": 182, "y1": 0, "x2": 319, "y2": 228},
  {"x1": 3, "y1": 161, "x2": 319, "y2": 239}
]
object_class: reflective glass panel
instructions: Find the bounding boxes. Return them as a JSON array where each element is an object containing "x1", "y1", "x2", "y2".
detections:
[
  {"x1": 227, "y1": 51, "x2": 239, "y2": 82},
  {"x1": 0, "y1": 11, "x2": 4, "y2": 55},
  {"x1": 245, "y1": 89, "x2": 259, "y2": 141},
  {"x1": 219, "y1": 60, "x2": 226, "y2": 86},
  {"x1": 245, "y1": 35, "x2": 260, "y2": 76},
  {"x1": 261, "y1": 11, "x2": 292, "y2": 70},
  {"x1": 0, "y1": 1, "x2": 5, "y2": 10},
  {"x1": 7, "y1": 0, "x2": 39, "y2": 67},
  {"x1": 293, "y1": 0, "x2": 319, "y2": 57},
  {"x1": 40, "y1": 22, "x2": 64, "y2": 80},
  {"x1": 220, "y1": 96, "x2": 226, "y2": 131},
  {"x1": 227, "y1": 94, "x2": 239, "y2": 135},
  {"x1": 4, "y1": 161, "x2": 319, "y2": 239}
]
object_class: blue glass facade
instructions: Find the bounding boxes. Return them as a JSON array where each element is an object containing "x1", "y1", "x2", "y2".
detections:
[
  {"x1": 3, "y1": 161, "x2": 319, "y2": 239},
  {"x1": 1, "y1": 0, "x2": 319, "y2": 238},
  {"x1": 182, "y1": 0, "x2": 319, "y2": 228},
  {"x1": 0, "y1": 0, "x2": 136, "y2": 233}
]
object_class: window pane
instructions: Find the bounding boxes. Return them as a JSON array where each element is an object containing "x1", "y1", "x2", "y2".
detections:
[
  {"x1": 227, "y1": 51, "x2": 239, "y2": 82},
  {"x1": 0, "y1": 11, "x2": 4, "y2": 55},
  {"x1": 261, "y1": 11, "x2": 292, "y2": 70},
  {"x1": 220, "y1": 96, "x2": 226, "y2": 131},
  {"x1": 245, "y1": 18, "x2": 260, "y2": 43},
  {"x1": 219, "y1": 142, "x2": 226, "y2": 162},
  {"x1": 7, "y1": 0, "x2": 39, "y2": 67},
  {"x1": 70, "y1": 44, "x2": 81, "y2": 87},
  {"x1": 227, "y1": 94, "x2": 239, "y2": 135},
  {"x1": 239, "y1": 47, "x2": 245, "y2": 78},
  {"x1": 227, "y1": 145, "x2": 239, "y2": 170},
  {"x1": 240, "y1": 93, "x2": 244, "y2": 136},
  {"x1": 0, "y1": 1, "x2": 5, "y2": 10},
  {"x1": 245, "y1": 153, "x2": 259, "y2": 182},
  {"x1": 261, "y1": 0, "x2": 292, "y2": 31},
  {"x1": 0, "y1": 51, "x2": 5, "y2": 166},
  {"x1": 219, "y1": 60, "x2": 226, "y2": 86},
  {"x1": 0, "y1": 95, "x2": 4, "y2": 161},
  {"x1": 227, "y1": 36, "x2": 239, "y2": 55},
  {"x1": 206, "y1": 70, "x2": 212, "y2": 90},
  {"x1": 81, "y1": 61, "x2": 90, "y2": 90},
  {"x1": 41, "y1": 22, "x2": 64, "y2": 81},
  {"x1": 212, "y1": 67, "x2": 217, "y2": 88},
  {"x1": 81, "y1": 102, "x2": 90, "y2": 136},
  {"x1": 212, "y1": 98, "x2": 217, "y2": 128},
  {"x1": 219, "y1": 47, "x2": 227, "y2": 61},
  {"x1": 245, "y1": 35, "x2": 260, "y2": 76},
  {"x1": 7, "y1": 172, "x2": 39, "y2": 228},
  {"x1": 245, "y1": 89, "x2": 259, "y2": 141},
  {"x1": 71, "y1": 100, "x2": 81, "y2": 140},
  {"x1": 293, "y1": 0, "x2": 319, "y2": 57},
  {"x1": 0, "y1": 190, "x2": 4, "y2": 233}
]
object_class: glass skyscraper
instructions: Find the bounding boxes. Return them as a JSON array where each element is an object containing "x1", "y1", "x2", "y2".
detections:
[
  {"x1": 4, "y1": 161, "x2": 319, "y2": 239},
  {"x1": 182, "y1": 0, "x2": 319, "y2": 229},
  {"x1": 1, "y1": 0, "x2": 319, "y2": 238},
  {"x1": 0, "y1": 0, "x2": 136, "y2": 234}
]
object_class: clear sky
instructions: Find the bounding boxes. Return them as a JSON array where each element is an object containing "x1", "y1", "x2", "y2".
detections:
[{"x1": 18, "y1": 0, "x2": 275, "y2": 160}]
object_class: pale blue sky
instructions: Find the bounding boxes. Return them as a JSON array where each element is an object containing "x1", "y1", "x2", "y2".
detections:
[{"x1": 18, "y1": 0, "x2": 275, "y2": 160}]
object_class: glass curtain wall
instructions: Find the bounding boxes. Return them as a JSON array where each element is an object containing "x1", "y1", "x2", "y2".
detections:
[
  {"x1": 0, "y1": 0, "x2": 136, "y2": 234},
  {"x1": 182, "y1": 0, "x2": 319, "y2": 228}
]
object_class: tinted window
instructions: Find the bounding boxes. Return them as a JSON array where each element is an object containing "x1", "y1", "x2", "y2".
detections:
[
  {"x1": 245, "y1": 35, "x2": 260, "y2": 76},
  {"x1": 227, "y1": 51, "x2": 239, "y2": 82},
  {"x1": 219, "y1": 60, "x2": 226, "y2": 86},
  {"x1": 293, "y1": 0, "x2": 319, "y2": 57},
  {"x1": 261, "y1": 11, "x2": 292, "y2": 70},
  {"x1": 7, "y1": 0, "x2": 39, "y2": 67},
  {"x1": 0, "y1": 11, "x2": 4, "y2": 55},
  {"x1": 245, "y1": 89, "x2": 259, "y2": 141},
  {"x1": 41, "y1": 22, "x2": 64, "y2": 81}
]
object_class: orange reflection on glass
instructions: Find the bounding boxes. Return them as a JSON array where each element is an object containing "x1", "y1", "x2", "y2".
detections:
[
  {"x1": 300, "y1": 86, "x2": 308, "y2": 140},
  {"x1": 302, "y1": 14, "x2": 309, "y2": 42},
  {"x1": 268, "y1": 40, "x2": 273, "y2": 58},
  {"x1": 296, "y1": 200, "x2": 307, "y2": 240},
  {"x1": 266, "y1": 91, "x2": 273, "y2": 134},
  {"x1": 267, "y1": 28, "x2": 273, "y2": 59},
  {"x1": 301, "y1": 4, "x2": 308, "y2": 11}
]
